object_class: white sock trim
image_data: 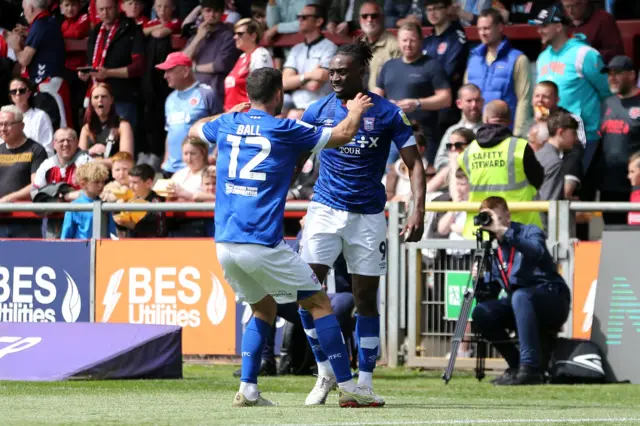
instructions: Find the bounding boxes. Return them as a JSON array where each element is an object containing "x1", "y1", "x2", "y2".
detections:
[
  {"x1": 317, "y1": 360, "x2": 334, "y2": 377},
  {"x1": 239, "y1": 382, "x2": 259, "y2": 400},
  {"x1": 358, "y1": 371, "x2": 373, "y2": 387}
]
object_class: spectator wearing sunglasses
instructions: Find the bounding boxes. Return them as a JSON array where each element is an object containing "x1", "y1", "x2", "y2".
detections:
[
  {"x1": 357, "y1": 2, "x2": 400, "y2": 92},
  {"x1": 262, "y1": 0, "x2": 310, "y2": 44},
  {"x1": 325, "y1": 0, "x2": 382, "y2": 36},
  {"x1": 7, "y1": 77, "x2": 54, "y2": 157}
]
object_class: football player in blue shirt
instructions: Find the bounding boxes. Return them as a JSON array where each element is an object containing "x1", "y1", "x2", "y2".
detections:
[
  {"x1": 189, "y1": 68, "x2": 376, "y2": 408},
  {"x1": 299, "y1": 40, "x2": 426, "y2": 406}
]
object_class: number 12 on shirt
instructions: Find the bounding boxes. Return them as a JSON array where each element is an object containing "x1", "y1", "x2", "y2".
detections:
[{"x1": 226, "y1": 135, "x2": 272, "y2": 181}]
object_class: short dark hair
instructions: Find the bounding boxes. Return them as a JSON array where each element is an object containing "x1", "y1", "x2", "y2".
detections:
[
  {"x1": 425, "y1": 0, "x2": 452, "y2": 6},
  {"x1": 129, "y1": 164, "x2": 156, "y2": 182},
  {"x1": 547, "y1": 110, "x2": 578, "y2": 135},
  {"x1": 536, "y1": 80, "x2": 559, "y2": 97},
  {"x1": 247, "y1": 68, "x2": 283, "y2": 104},
  {"x1": 307, "y1": 3, "x2": 327, "y2": 28},
  {"x1": 458, "y1": 83, "x2": 481, "y2": 99},
  {"x1": 335, "y1": 37, "x2": 374, "y2": 70},
  {"x1": 478, "y1": 8, "x2": 505, "y2": 26},
  {"x1": 480, "y1": 196, "x2": 509, "y2": 212},
  {"x1": 200, "y1": 0, "x2": 224, "y2": 12},
  {"x1": 451, "y1": 127, "x2": 476, "y2": 144}
]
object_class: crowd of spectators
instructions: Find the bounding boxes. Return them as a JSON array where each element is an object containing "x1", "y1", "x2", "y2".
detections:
[{"x1": 0, "y1": 0, "x2": 637, "y2": 241}]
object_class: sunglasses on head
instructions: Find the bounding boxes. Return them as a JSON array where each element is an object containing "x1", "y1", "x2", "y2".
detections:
[
  {"x1": 9, "y1": 88, "x2": 28, "y2": 95},
  {"x1": 446, "y1": 142, "x2": 469, "y2": 151},
  {"x1": 297, "y1": 14, "x2": 317, "y2": 20}
]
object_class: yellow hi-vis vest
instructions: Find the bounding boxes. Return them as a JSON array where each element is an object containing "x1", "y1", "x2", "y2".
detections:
[{"x1": 457, "y1": 136, "x2": 543, "y2": 239}]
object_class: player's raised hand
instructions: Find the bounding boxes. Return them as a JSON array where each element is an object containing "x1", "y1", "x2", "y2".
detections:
[
  {"x1": 228, "y1": 102, "x2": 251, "y2": 113},
  {"x1": 346, "y1": 93, "x2": 373, "y2": 114}
]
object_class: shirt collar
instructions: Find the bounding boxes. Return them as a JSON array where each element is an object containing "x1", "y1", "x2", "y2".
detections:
[{"x1": 305, "y1": 34, "x2": 325, "y2": 48}]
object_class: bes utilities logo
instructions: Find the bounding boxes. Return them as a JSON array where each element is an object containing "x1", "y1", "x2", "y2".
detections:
[
  {"x1": 101, "y1": 267, "x2": 228, "y2": 328},
  {"x1": 0, "y1": 266, "x2": 81, "y2": 323}
]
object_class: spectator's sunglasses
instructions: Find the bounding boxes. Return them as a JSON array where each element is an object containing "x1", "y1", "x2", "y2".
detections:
[
  {"x1": 297, "y1": 14, "x2": 318, "y2": 21},
  {"x1": 9, "y1": 88, "x2": 28, "y2": 96},
  {"x1": 361, "y1": 13, "x2": 380, "y2": 20},
  {"x1": 446, "y1": 142, "x2": 469, "y2": 151},
  {"x1": 234, "y1": 31, "x2": 245, "y2": 37}
]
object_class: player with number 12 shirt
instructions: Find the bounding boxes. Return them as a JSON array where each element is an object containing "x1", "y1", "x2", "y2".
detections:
[
  {"x1": 190, "y1": 68, "x2": 378, "y2": 408},
  {"x1": 298, "y1": 40, "x2": 426, "y2": 406}
]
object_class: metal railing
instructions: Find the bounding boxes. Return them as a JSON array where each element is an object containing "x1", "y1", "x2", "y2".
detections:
[{"x1": 2, "y1": 199, "x2": 640, "y2": 368}]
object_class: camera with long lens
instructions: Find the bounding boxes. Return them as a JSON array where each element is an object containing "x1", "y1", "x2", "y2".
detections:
[{"x1": 473, "y1": 211, "x2": 492, "y2": 227}]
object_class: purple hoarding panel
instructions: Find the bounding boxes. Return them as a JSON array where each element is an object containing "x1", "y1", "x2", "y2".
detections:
[
  {"x1": 0, "y1": 322, "x2": 182, "y2": 381},
  {"x1": 0, "y1": 241, "x2": 91, "y2": 323}
]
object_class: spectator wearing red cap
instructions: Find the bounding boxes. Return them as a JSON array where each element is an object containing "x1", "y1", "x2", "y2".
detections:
[
  {"x1": 224, "y1": 18, "x2": 273, "y2": 112},
  {"x1": 156, "y1": 52, "x2": 222, "y2": 177}
]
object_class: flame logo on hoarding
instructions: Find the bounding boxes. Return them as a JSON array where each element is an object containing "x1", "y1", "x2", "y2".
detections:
[
  {"x1": 102, "y1": 269, "x2": 124, "y2": 322},
  {"x1": 207, "y1": 273, "x2": 227, "y2": 325},
  {"x1": 61, "y1": 271, "x2": 82, "y2": 323},
  {"x1": 582, "y1": 279, "x2": 598, "y2": 333}
]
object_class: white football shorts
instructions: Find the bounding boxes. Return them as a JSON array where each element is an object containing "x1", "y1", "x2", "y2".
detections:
[
  {"x1": 216, "y1": 240, "x2": 322, "y2": 304},
  {"x1": 300, "y1": 201, "x2": 388, "y2": 276}
]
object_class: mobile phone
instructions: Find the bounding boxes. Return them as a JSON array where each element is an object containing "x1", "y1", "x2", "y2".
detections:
[{"x1": 77, "y1": 66, "x2": 97, "y2": 73}]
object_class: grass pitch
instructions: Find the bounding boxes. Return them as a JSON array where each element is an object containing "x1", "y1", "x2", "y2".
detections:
[{"x1": 0, "y1": 364, "x2": 638, "y2": 425}]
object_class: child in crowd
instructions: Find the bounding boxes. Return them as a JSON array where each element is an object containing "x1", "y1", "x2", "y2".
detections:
[
  {"x1": 61, "y1": 162, "x2": 116, "y2": 239},
  {"x1": 122, "y1": 0, "x2": 149, "y2": 26},
  {"x1": 143, "y1": 0, "x2": 181, "y2": 37},
  {"x1": 628, "y1": 151, "x2": 640, "y2": 225},
  {"x1": 114, "y1": 164, "x2": 167, "y2": 237},
  {"x1": 101, "y1": 151, "x2": 134, "y2": 202}
]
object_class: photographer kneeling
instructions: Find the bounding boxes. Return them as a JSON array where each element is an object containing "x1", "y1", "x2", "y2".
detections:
[{"x1": 471, "y1": 196, "x2": 571, "y2": 385}]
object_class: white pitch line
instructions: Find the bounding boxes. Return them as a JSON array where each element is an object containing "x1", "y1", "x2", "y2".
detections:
[{"x1": 270, "y1": 418, "x2": 640, "y2": 426}]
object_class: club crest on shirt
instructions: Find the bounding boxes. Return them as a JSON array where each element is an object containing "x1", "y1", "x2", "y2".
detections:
[
  {"x1": 189, "y1": 96, "x2": 200, "y2": 107},
  {"x1": 629, "y1": 107, "x2": 640, "y2": 119},
  {"x1": 364, "y1": 117, "x2": 375, "y2": 131},
  {"x1": 437, "y1": 42, "x2": 448, "y2": 55}
]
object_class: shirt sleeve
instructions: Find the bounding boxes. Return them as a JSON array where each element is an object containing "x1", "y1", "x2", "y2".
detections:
[
  {"x1": 32, "y1": 161, "x2": 47, "y2": 190},
  {"x1": 582, "y1": 49, "x2": 613, "y2": 101},
  {"x1": 513, "y1": 54, "x2": 533, "y2": 138},
  {"x1": 319, "y1": 42, "x2": 337, "y2": 69},
  {"x1": 25, "y1": 20, "x2": 44, "y2": 50},
  {"x1": 290, "y1": 119, "x2": 332, "y2": 154},
  {"x1": 376, "y1": 61, "x2": 388, "y2": 91},
  {"x1": 249, "y1": 48, "x2": 274, "y2": 71},
  {"x1": 391, "y1": 110, "x2": 417, "y2": 151},
  {"x1": 39, "y1": 112, "x2": 54, "y2": 157},
  {"x1": 60, "y1": 211, "x2": 76, "y2": 239},
  {"x1": 202, "y1": 86, "x2": 223, "y2": 115},
  {"x1": 198, "y1": 118, "x2": 222, "y2": 145},
  {"x1": 31, "y1": 145, "x2": 48, "y2": 174},
  {"x1": 283, "y1": 45, "x2": 298, "y2": 71}
]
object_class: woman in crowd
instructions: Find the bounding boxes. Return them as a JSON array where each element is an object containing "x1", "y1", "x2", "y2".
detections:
[
  {"x1": 167, "y1": 138, "x2": 209, "y2": 201},
  {"x1": 79, "y1": 83, "x2": 134, "y2": 161},
  {"x1": 8, "y1": 77, "x2": 54, "y2": 156},
  {"x1": 223, "y1": 17, "x2": 274, "y2": 112}
]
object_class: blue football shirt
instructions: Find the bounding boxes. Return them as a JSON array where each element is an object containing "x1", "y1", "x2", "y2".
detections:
[
  {"x1": 199, "y1": 109, "x2": 332, "y2": 247},
  {"x1": 302, "y1": 92, "x2": 416, "y2": 214}
]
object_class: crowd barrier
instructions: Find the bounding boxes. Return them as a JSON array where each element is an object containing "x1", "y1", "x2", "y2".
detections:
[
  {"x1": 1, "y1": 200, "x2": 639, "y2": 369},
  {"x1": 62, "y1": 22, "x2": 640, "y2": 62}
]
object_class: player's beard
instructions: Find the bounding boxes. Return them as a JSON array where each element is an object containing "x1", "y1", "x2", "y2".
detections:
[{"x1": 275, "y1": 95, "x2": 283, "y2": 116}]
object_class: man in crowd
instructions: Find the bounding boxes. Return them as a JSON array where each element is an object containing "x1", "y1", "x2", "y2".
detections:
[
  {"x1": 0, "y1": 105, "x2": 48, "y2": 237},
  {"x1": 423, "y1": 0, "x2": 469, "y2": 136},
  {"x1": 156, "y1": 52, "x2": 221, "y2": 178},
  {"x1": 458, "y1": 100, "x2": 544, "y2": 237},
  {"x1": 598, "y1": 55, "x2": 640, "y2": 225},
  {"x1": 282, "y1": 4, "x2": 336, "y2": 110},
  {"x1": 531, "y1": 6, "x2": 610, "y2": 171},
  {"x1": 183, "y1": 0, "x2": 239, "y2": 107},
  {"x1": 429, "y1": 83, "x2": 483, "y2": 192},
  {"x1": 79, "y1": 0, "x2": 145, "y2": 128},
  {"x1": 561, "y1": 0, "x2": 624, "y2": 63},
  {"x1": 466, "y1": 8, "x2": 532, "y2": 138},
  {"x1": 472, "y1": 196, "x2": 570, "y2": 385},
  {"x1": 375, "y1": 22, "x2": 451, "y2": 165},
  {"x1": 359, "y1": 1, "x2": 400, "y2": 92},
  {"x1": 10, "y1": 0, "x2": 71, "y2": 127}
]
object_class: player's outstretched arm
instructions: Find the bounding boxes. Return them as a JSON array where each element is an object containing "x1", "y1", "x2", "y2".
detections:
[
  {"x1": 324, "y1": 93, "x2": 374, "y2": 149},
  {"x1": 188, "y1": 102, "x2": 251, "y2": 141},
  {"x1": 399, "y1": 145, "x2": 426, "y2": 242}
]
